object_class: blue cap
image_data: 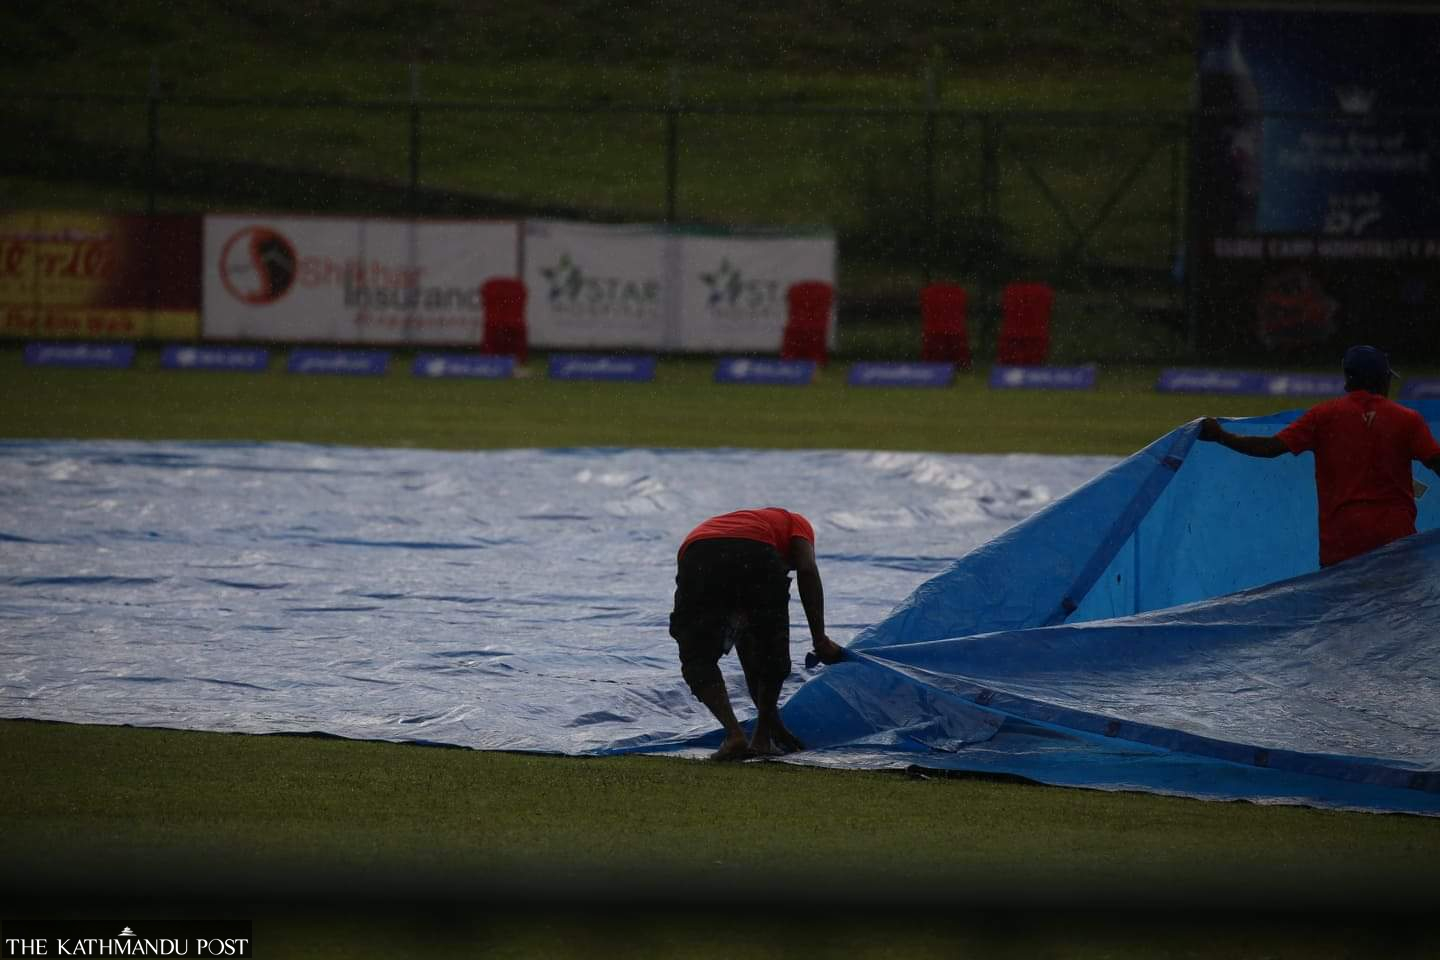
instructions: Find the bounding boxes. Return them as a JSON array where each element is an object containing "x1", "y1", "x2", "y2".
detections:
[{"x1": 1342, "y1": 345, "x2": 1399, "y2": 382}]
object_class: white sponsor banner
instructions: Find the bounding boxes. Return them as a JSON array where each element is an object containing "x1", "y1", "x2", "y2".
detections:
[
  {"x1": 523, "y1": 221, "x2": 670, "y2": 349},
  {"x1": 678, "y1": 233, "x2": 835, "y2": 352},
  {"x1": 203, "y1": 215, "x2": 519, "y2": 344},
  {"x1": 523, "y1": 220, "x2": 835, "y2": 352}
]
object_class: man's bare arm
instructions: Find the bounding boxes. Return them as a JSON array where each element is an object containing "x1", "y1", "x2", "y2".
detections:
[
  {"x1": 790, "y1": 537, "x2": 842, "y2": 664},
  {"x1": 1199, "y1": 417, "x2": 1289, "y2": 458}
]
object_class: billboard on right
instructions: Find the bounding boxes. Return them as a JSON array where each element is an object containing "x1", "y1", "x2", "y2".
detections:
[{"x1": 1192, "y1": 6, "x2": 1440, "y2": 359}]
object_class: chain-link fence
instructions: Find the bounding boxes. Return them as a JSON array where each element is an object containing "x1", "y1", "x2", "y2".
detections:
[{"x1": 3, "y1": 85, "x2": 1192, "y2": 360}]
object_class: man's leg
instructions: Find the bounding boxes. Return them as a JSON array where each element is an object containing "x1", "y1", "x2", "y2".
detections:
[
  {"x1": 737, "y1": 619, "x2": 803, "y2": 756},
  {"x1": 747, "y1": 674, "x2": 804, "y2": 756},
  {"x1": 693, "y1": 679, "x2": 749, "y2": 761},
  {"x1": 672, "y1": 594, "x2": 749, "y2": 761}
]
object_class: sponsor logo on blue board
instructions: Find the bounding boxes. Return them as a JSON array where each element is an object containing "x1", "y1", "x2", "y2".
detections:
[
  {"x1": 1400, "y1": 378, "x2": 1440, "y2": 401},
  {"x1": 23, "y1": 342, "x2": 136, "y2": 369},
  {"x1": 714, "y1": 357, "x2": 814, "y2": 385},
  {"x1": 1156, "y1": 369, "x2": 1271, "y2": 394},
  {"x1": 1156, "y1": 368, "x2": 1344, "y2": 396},
  {"x1": 1263, "y1": 373, "x2": 1344, "y2": 396},
  {"x1": 161, "y1": 345, "x2": 270, "y2": 372},
  {"x1": 548, "y1": 354, "x2": 656, "y2": 382},
  {"x1": 287, "y1": 349, "x2": 389, "y2": 376},
  {"x1": 989, "y1": 364, "x2": 1096, "y2": 390},
  {"x1": 412, "y1": 353, "x2": 515, "y2": 379},
  {"x1": 848, "y1": 362, "x2": 954, "y2": 388}
]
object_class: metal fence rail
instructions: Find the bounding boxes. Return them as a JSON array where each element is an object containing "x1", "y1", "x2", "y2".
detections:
[{"x1": 3, "y1": 83, "x2": 1193, "y2": 356}]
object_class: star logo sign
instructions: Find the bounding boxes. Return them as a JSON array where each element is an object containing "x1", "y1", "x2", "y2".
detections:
[
  {"x1": 540, "y1": 254, "x2": 584, "y2": 302},
  {"x1": 700, "y1": 259, "x2": 744, "y2": 307}
]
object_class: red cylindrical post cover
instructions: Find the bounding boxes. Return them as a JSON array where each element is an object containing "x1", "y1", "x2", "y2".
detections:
[
  {"x1": 480, "y1": 276, "x2": 528, "y2": 362},
  {"x1": 781, "y1": 280, "x2": 833, "y2": 364},
  {"x1": 920, "y1": 282, "x2": 970, "y2": 367}
]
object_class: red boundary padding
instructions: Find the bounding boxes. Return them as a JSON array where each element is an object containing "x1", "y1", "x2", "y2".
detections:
[
  {"x1": 920, "y1": 282, "x2": 971, "y2": 368},
  {"x1": 997, "y1": 281, "x2": 1055, "y2": 366},
  {"x1": 781, "y1": 280, "x2": 833, "y2": 364},
  {"x1": 480, "y1": 276, "x2": 528, "y2": 363}
]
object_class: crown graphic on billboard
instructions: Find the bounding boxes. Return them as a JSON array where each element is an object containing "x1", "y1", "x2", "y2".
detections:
[
  {"x1": 1335, "y1": 86, "x2": 1376, "y2": 115},
  {"x1": 119, "y1": 928, "x2": 136, "y2": 937}
]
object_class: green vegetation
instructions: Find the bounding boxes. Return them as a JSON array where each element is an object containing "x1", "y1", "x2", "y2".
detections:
[
  {"x1": 2, "y1": 1, "x2": 1203, "y2": 349},
  {"x1": 2, "y1": 2, "x2": 1198, "y2": 84}
]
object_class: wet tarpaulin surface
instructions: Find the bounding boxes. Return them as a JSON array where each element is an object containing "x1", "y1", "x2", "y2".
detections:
[
  {"x1": 4, "y1": 408, "x2": 1440, "y2": 815},
  {"x1": 0, "y1": 442, "x2": 1105, "y2": 753}
]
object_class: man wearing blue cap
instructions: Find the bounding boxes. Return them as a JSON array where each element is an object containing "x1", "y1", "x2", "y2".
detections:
[{"x1": 1200, "y1": 345, "x2": 1440, "y2": 568}]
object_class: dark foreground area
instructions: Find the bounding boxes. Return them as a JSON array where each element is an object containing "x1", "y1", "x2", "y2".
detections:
[{"x1": 4, "y1": 719, "x2": 1438, "y2": 958}]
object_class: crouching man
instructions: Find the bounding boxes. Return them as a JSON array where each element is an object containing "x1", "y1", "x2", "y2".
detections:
[{"x1": 669, "y1": 507, "x2": 844, "y2": 760}]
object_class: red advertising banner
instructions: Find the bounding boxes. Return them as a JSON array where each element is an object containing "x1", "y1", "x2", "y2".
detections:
[{"x1": 0, "y1": 211, "x2": 201, "y2": 340}]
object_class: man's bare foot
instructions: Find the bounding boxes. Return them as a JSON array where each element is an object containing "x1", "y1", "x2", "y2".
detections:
[
  {"x1": 749, "y1": 727, "x2": 803, "y2": 756},
  {"x1": 773, "y1": 725, "x2": 805, "y2": 753},
  {"x1": 711, "y1": 732, "x2": 750, "y2": 761}
]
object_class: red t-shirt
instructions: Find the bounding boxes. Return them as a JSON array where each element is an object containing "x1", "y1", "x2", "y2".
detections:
[
  {"x1": 678, "y1": 508, "x2": 816, "y2": 563},
  {"x1": 1276, "y1": 391, "x2": 1440, "y2": 566}
]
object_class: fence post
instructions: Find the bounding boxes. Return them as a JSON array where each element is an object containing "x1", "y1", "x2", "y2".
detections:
[
  {"x1": 665, "y1": 66, "x2": 680, "y2": 224},
  {"x1": 979, "y1": 113, "x2": 1001, "y2": 351},
  {"x1": 408, "y1": 64, "x2": 421, "y2": 216},
  {"x1": 1183, "y1": 110, "x2": 1199, "y2": 354},
  {"x1": 922, "y1": 63, "x2": 938, "y2": 284},
  {"x1": 146, "y1": 60, "x2": 159, "y2": 218}
]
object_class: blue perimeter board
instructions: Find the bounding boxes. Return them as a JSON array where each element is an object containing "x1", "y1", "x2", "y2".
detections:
[{"x1": 3, "y1": 407, "x2": 1438, "y2": 815}]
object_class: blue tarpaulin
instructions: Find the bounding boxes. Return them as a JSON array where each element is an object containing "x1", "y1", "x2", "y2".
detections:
[
  {"x1": 3, "y1": 405, "x2": 1438, "y2": 814},
  {"x1": 756, "y1": 407, "x2": 1440, "y2": 815}
]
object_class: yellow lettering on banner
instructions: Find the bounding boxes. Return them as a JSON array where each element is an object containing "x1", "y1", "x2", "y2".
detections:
[{"x1": 0, "y1": 307, "x2": 200, "y2": 340}]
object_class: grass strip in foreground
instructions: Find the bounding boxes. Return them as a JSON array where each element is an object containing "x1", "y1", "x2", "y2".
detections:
[{"x1": 4, "y1": 719, "x2": 1438, "y2": 911}]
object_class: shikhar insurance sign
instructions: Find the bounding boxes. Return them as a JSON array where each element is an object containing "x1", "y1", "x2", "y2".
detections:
[{"x1": 202, "y1": 215, "x2": 520, "y2": 344}]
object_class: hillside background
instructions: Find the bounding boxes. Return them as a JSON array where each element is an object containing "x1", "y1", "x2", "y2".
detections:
[{"x1": 3, "y1": 0, "x2": 1403, "y2": 361}]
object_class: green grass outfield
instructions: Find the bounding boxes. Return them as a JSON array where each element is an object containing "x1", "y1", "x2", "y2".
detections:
[
  {"x1": 0, "y1": 345, "x2": 1348, "y2": 455},
  {"x1": 4, "y1": 348, "x2": 1440, "y2": 958}
]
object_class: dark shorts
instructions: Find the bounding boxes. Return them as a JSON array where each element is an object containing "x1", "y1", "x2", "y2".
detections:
[{"x1": 668, "y1": 537, "x2": 792, "y2": 699}]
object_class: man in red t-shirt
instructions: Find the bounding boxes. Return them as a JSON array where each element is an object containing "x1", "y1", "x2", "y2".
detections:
[
  {"x1": 670, "y1": 507, "x2": 844, "y2": 760},
  {"x1": 1200, "y1": 345, "x2": 1440, "y2": 568}
]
